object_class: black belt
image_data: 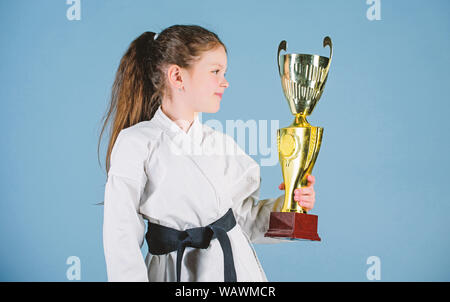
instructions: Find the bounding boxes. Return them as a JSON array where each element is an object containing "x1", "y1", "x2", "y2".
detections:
[{"x1": 145, "y1": 208, "x2": 237, "y2": 282}]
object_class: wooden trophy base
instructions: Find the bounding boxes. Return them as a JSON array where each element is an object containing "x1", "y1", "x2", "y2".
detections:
[{"x1": 264, "y1": 212, "x2": 321, "y2": 241}]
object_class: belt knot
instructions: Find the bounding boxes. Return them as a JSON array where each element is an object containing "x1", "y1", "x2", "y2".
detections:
[{"x1": 146, "y1": 209, "x2": 237, "y2": 282}]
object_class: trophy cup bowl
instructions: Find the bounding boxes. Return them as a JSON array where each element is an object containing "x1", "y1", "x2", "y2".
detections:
[
  {"x1": 278, "y1": 37, "x2": 332, "y2": 117},
  {"x1": 265, "y1": 37, "x2": 333, "y2": 241}
]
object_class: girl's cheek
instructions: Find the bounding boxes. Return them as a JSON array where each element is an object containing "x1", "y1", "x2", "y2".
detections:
[{"x1": 210, "y1": 76, "x2": 220, "y2": 86}]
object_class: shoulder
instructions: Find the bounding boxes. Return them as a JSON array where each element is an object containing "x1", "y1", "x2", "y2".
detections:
[
  {"x1": 109, "y1": 120, "x2": 163, "y2": 181},
  {"x1": 114, "y1": 120, "x2": 165, "y2": 154},
  {"x1": 118, "y1": 120, "x2": 163, "y2": 144}
]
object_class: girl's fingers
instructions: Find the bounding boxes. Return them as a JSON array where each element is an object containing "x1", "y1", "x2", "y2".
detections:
[
  {"x1": 294, "y1": 193, "x2": 315, "y2": 210},
  {"x1": 294, "y1": 187, "x2": 314, "y2": 196},
  {"x1": 283, "y1": 176, "x2": 316, "y2": 210},
  {"x1": 297, "y1": 200, "x2": 314, "y2": 211},
  {"x1": 294, "y1": 195, "x2": 314, "y2": 203},
  {"x1": 281, "y1": 176, "x2": 316, "y2": 191},
  {"x1": 298, "y1": 202, "x2": 312, "y2": 211}
]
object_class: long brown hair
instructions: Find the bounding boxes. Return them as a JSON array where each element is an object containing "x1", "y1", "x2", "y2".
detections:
[{"x1": 97, "y1": 25, "x2": 227, "y2": 175}]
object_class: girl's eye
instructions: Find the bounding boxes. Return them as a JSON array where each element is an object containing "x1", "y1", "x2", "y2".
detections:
[{"x1": 212, "y1": 70, "x2": 227, "y2": 76}]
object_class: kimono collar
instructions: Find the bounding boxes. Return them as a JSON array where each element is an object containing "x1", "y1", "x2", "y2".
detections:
[{"x1": 153, "y1": 105, "x2": 203, "y2": 148}]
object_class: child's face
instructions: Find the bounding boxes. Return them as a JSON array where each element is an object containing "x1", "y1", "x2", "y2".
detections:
[{"x1": 184, "y1": 46, "x2": 229, "y2": 113}]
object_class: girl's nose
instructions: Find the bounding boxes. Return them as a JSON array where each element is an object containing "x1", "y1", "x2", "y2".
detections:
[{"x1": 222, "y1": 78, "x2": 229, "y2": 88}]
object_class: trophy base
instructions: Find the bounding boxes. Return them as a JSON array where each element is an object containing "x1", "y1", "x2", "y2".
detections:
[{"x1": 264, "y1": 212, "x2": 321, "y2": 241}]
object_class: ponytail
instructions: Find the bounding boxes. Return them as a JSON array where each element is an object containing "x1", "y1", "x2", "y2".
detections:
[{"x1": 97, "y1": 31, "x2": 160, "y2": 174}]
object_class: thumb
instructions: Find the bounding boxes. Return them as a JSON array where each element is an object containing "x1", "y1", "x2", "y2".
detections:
[{"x1": 307, "y1": 174, "x2": 315, "y2": 186}]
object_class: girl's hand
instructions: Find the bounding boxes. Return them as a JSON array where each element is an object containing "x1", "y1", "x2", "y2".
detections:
[{"x1": 278, "y1": 175, "x2": 316, "y2": 211}]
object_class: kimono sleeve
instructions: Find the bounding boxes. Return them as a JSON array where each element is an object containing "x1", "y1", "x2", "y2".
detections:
[
  {"x1": 103, "y1": 130, "x2": 149, "y2": 281},
  {"x1": 226, "y1": 135, "x2": 291, "y2": 244}
]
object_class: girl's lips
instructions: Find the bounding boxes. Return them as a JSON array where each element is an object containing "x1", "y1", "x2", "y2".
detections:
[{"x1": 215, "y1": 93, "x2": 223, "y2": 98}]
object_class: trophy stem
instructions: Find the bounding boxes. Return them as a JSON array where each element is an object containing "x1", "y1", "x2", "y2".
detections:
[
  {"x1": 278, "y1": 124, "x2": 323, "y2": 214},
  {"x1": 292, "y1": 114, "x2": 311, "y2": 127}
]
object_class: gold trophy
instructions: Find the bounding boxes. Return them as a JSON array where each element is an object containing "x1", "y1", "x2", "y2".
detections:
[{"x1": 265, "y1": 37, "x2": 333, "y2": 241}]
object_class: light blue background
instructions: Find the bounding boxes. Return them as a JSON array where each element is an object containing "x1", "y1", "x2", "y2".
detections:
[{"x1": 1, "y1": 0, "x2": 449, "y2": 281}]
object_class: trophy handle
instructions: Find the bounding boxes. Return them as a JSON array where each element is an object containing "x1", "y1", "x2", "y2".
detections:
[
  {"x1": 323, "y1": 36, "x2": 333, "y2": 72},
  {"x1": 277, "y1": 40, "x2": 287, "y2": 77}
]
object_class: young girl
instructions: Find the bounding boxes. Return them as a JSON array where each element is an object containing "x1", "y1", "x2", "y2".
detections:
[{"x1": 99, "y1": 25, "x2": 316, "y2": 282}]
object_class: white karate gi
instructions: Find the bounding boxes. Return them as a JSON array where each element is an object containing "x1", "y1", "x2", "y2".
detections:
[{"x1": 103, "y1": 105, "x2": 288, "y2": 282}]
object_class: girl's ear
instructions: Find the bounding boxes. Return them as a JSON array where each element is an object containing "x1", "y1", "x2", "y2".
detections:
[{"x1": 167, "y1": 64, "x2": 187, "y2": 90}]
